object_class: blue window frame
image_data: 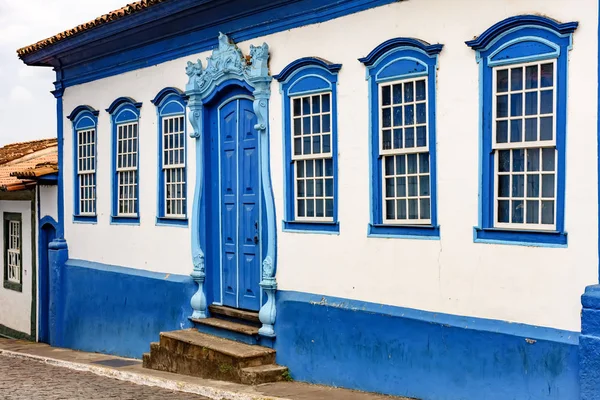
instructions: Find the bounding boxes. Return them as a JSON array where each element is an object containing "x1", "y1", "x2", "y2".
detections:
[
  {"x1": 466, "y1": 15, "x2": 578, "y2": 247},
  {"x1": 67, "y1": 105, "x2": 99, "y2": 223},
  {"x1": 359, "y1": 38, "x2": 443, "y2": 239},
  {"x1": 274, "y1": 57, "x2": 341, "y2": 234},
  {"x1": 151, "y1": 88, "x2": 188, "y2": 227},
  {"x1": 106, "y1": 97, "x2": 142, "y2": 224}
]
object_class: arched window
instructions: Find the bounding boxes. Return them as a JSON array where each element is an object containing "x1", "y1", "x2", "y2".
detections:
[
  {"x1": 274, "y1": 58, "x2": 341, "y2": 234},
  {"x1": 466, "y1": 15, "x2": 578, "y2": 246},
  {"x1": 360, "y1": 38, "x2": 443, "y2": 238},
  {"x1": 151, "y1": 87, "x2": 188, "y2": 225},
  {"x1": 67, "y1": 105, "x2": 99, "y2": 223},
  {"x1": 106, "y1": 97, "x2": 142, "y2": 224}
]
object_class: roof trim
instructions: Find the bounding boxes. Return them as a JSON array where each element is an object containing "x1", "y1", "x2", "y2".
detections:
[
  {"x1": 67, "y1": 105, "x2": 99, "y2": 121},
  {"x1": 151, "y1": 87, "x2": 186, "y2": 106},
  {"x1": 465, "y1": 15, "x2": 579, "y2": 50},
  {"x1": 359, "y1": 37, "x2": 443, "y2": 67},
  {"x1": 106, "y1": 97, "x2": 143, "y2": 114},
  {"x1": 17, "y1": 0, "x2": 167, "y2": 57},
  {"x1": 273, "y1": 57, "x2": 342, "y2": 82}
]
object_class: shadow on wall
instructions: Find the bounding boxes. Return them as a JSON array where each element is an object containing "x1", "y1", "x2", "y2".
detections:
[
  {"x1": 274, "y1": 291, "x2": 579, "y2": 400},
  {"x1": 58, "y1": 260, "x2": 195, "y2": 359}
]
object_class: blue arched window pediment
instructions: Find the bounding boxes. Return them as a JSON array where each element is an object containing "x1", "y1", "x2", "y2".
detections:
[
  {"x1": 360, "y1": 38, "x2": 442, "y2": 239},
  {"x1": 466, "y1": 15, "x2": 577, "y2": 247},
  {"x1": 68, "y1": 105, "x2": 99, "y2": 223},
  {"x1": 106, "y1": 97, "x2": 142, "y2": 224},
  {"x1": 152, "y1": 87, "x2": 188, "y2": 226},
  {"x1": 275, "y1": 57, "x2": 342, "y2": 233}
]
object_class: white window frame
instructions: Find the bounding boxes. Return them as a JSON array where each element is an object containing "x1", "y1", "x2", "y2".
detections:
[
  {"x1": 162, "y1": 115, "x2": 186, "y2": 218},
  {"x1": 491, "y1": 59, "x2": 558, "y2": 231},
  {"x1": 116, "y1": 122, "x2": 139, "y2": 217},
  {"x1": 291, "y1": 92, "x2": 334, "y2": 222},
  {"x1": 77, "y1": 128, "x2": 96, "y2": 216},
  {"x1": 378, "y1": 77, "x2": 431, "y2": 225},
  {"x1": 6, "y1": 219, "x2": 21, "y2": 284}
]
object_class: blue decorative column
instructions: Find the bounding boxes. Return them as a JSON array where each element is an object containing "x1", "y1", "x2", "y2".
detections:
[
  {"x1": 580, "y1": 285, "x2": 600, "y2": 399},
  {"x1": 186, "y1": 95, "x2": 207, "y2": 320},
  {"x1": 184, "y1": 34, "x2": 277, "y2": 335},
  {"x1": 48, "y1": 239, "x2": 68, "y2": 347}
]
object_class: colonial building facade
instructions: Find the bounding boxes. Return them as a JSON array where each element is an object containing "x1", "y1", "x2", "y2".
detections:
[{"x1": 15, "y1": 1, "x2": 600, "y2": 399}]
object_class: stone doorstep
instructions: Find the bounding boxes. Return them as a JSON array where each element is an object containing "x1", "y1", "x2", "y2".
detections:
[
  {"x1": 145, "y1": 329, "x2": 285, "y2": 384},
  {"x1": 190, "y1": 318, "x2": 260, "y2": 336},
  {"x1": 208, "y1": 305, "x2": 261, "y2": 325},
  {"x1": 0, "y1": 338, "x2": 413, "y2": 400}
]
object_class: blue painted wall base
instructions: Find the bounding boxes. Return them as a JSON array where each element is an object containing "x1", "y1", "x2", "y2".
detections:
[
  {"x1": 580, "y1": 285, "x2": 600, "y2": 400},
  {"x1": 57, "y1": 259, "x2": 196, "y2": 358},
  {"x1": 274, "y1": 291, "x2": 579, "y2": 400}
]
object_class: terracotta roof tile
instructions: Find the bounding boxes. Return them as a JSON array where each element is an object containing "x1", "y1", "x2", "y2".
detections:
[
  {"x1": 0, "y1": 141, "x2": 58, "y2": 192},
  {"x1": 0, "y1": 138, "x2": 57, "y2": 165},
  {"x1": 17, "y1": 0, "x2": 167, "y2": 57}
]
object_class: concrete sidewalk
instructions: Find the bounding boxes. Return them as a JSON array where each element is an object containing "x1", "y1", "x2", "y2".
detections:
[{"x1": 0, "y1": 338, "x2": 410, "y2": 400}]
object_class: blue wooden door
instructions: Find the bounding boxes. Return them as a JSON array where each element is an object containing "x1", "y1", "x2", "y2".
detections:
[{"x1": 219, "y1": 97, "x2": 261, "y2": 311}]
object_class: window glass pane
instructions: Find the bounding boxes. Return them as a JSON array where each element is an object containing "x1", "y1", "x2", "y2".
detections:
[
  {"x1": 325, "y1": 199, "x2": 334, "y2": 217},
  {"x1": 525, "y1": 92, "x2": 537, "y2": 116},
  {"x1": 419, "y1": 198, "x2": 430, "y2": 219},
  {"x1": 542, "y1": 148, "x2": 555, "y2": 171},
  {"x1": 322, "y1": 94, "x2": 331, "y2": 113},
  {"x1": 512, "y1": 174, "x2": 524, "y2": 197},
  {"x1": 419, "y1": 176, "x2": 430, "y2": 196},
  {"x1": 404, "y1": 105, "x2": 414, "y2": 125},
  {"x1": 510, "y1": 93, "x2": 522, "y2": 117},
  {"x1": 405, "y1": 127, "x2": 415, "y2": 148},
  {"x1": 408, "y1": 199, "x2": 418, "y2": 219},
  {"x1": 397, "y1": 177, "x2": 406, "y2": 197},
  {"x1": 416, "y1": 103, "x2": 426, "y2": 124},
  {"x1": 510, "y1": 119, "x2": 522, "y2": 143},
  {"x1": 541, "y1": 200, "x2": 554, "y2": 224},
  {"x1": 385, "y1": 200, "x2": 395, "y2": 219},
  {"x1": 498, "y1": 200, "x2": 510, "y2": 222},
  {"x1": 312, "y1": 95, "x2": 321, "y2": 113},
  {"x1": 511, "y1": 67, "x2": 523, "y2": 91},
  {"x1": 407, "y1": 154, "x2": 417, "y2": 174},
  {"x1": 392, "y1": 84, "x2": 402, "y2": 104},
  {"x1": 408, "y1": 176, "x2": 418, "y2": 196},
  {"x1": 527, "y1": 148, "x2": 540, "y2": 172},
  {"x1": 540, "y1": 117, "x2": 553, "y2": 141},
  {"x1": 498, "y1": 175, "x2": 510, "y2": 197},
  {"x1": 540, "y1": 63, "x2": 554, "y2": 87},
  {"x1": 382, "y1": 108, "x2": 391, "y2": 128},
  {"x1": 496, "y1": 121, "x2": 508, "y2": 143},
  {"x1": 419, "y1": 153, "x2": 429, "y2": 173},
  {"x1": 496, "y1": 95, "x2": 508, "y2": 118},
  {"x1": 512, "y1": 149, "x2": 524, "y2": 172},
  {"x1": 542, "y1": 174, "x2": 555, "y2": 198},
  {"x1": 526, "y1": 200, "x2": 539, "y2": 223},
  {"x1": 302, "y1": 97, "x2": 310, "y2": 114},
  {"x1": 498, "y1": 150, "x2": 510, "y2": 172},
  {"x1": 416, "y1": 127, "x2": 426, "y2": 147},
  {"x1": 396, "y1": 155, "x2": 406, "y2": 174},
  {"x1": 404, "y1": 82, "x2": 414, "y2": 102},
  {"x1": 393, "y1": 107, "x2": 403, "y2": 127},
  {"x1": 415, "y1": 80, "x2": 426, "y2": 101},
  {"x1": 524, "y1": 118, "x2": 537, "y2": 142},
  {"x1": 496, "y1": 69, "x2": 508, "y2": 93},
  {"x1": 393, "y1": 129, "x2": 403, "y2": 149},
  {"x1": 382, "y1": 86, "x2": 391, "y2": 106},
  {"x1": 511, "y1": 200, "x2": 524, "y2": 223},
  {"x1": 527, "y1": 175, "x2": 540, "y2": 197},
  {"x1": 525, "y1": 65, "x2": 538, "y2": 89},
  {"x1": 322, "y1": 134, "x2": 331, "y2": 153},
  {"x1": 540, "y1": 90, "x2": 553, "y2": 114}
]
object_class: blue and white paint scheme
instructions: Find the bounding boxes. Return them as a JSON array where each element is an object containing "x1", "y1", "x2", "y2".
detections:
[
  {"x1": 16, "y1": 1, "x2": 600, "y2": 399},
  {"x1": 184, "y1": 33, "x2": 277, "y2": 336}
]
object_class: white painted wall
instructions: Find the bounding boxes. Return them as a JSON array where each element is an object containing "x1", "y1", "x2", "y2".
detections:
[
  {"x1": 39, "y1": 185, "x2": 57, "y2": 222},
  {"x1": 0, "y1": 200, "x2": 32, "y2": 335},
  {"x1": 62, "y1": 0, "x2": 598, "y2": 331}
]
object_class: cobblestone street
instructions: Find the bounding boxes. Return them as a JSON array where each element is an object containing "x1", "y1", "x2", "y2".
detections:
[{"x1": 0, "y1": 355, "x2": 209, "y2": 400}]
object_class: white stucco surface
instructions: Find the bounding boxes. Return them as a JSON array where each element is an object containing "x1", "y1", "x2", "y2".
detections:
[
  {"x1": 62, "y1": 0, "x2": 598, "y2": 331},
  {"x1": 0, "y1": 200, "x2": 32, "y2": 335},
  {"x1": 39, "y1": 185, "x2": 58, "y2": 222}
]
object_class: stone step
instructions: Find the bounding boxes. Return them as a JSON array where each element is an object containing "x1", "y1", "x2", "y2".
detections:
[
  {"x1": 240, "y1": 364, "x2": 289, "y2": 385},
  {"x1": 159, "y1": 329, "x2": 274, "y2": 368},
  {"x1": 144, "y1": 329, "x2": 284, "y2": 384},
  {"x1": 191, "y1": 317, "x2": 260, "y2": 345},
  {"x1": 209, "y1": 305, "x2": 261, "y2": 325}
]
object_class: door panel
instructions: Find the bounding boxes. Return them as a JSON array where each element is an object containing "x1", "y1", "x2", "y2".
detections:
[{"x1": 218, "y1": 97, "x2": 261, "y2": 311}]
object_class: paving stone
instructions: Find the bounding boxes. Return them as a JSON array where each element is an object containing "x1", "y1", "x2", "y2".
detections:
[{"x1": 0, "y1": 354, "x2": 209, "y2": 400}]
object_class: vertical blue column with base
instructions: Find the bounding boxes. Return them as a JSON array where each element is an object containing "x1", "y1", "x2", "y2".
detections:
[
  {"x1": 47, "y1": 240, "x2": 68, "y2": 347},
  {"x1": 581, "y1": 286, "x2": 600, "y2": 399}
]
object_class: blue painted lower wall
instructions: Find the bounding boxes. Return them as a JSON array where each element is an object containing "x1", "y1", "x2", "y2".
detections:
[
  {"x1": 274, "y1": 291, "x2": 580, "y2": 400},
  {"x1": 60, "y1": 259, "x2": 195, "y2": 358}
]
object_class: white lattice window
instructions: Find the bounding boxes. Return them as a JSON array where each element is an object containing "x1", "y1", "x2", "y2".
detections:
[
  {"x1": 117, "y1": 122, "x2": 139, "y2": 216},
  {"x1": 379, "y1": 78, "x2": 431, "y2": 224},
  {"x1": 5, "y1": 216, "x2": 21, "y2": 285},
  {"x1": 291, "y1": 93, "x2": 334, "y2": 221},
  {"x1": 162, "y1": 115, "x2": 186, "y2": 217},
  {"x1": 77, "y1": 129, "x2": 96, "y2": 215},
  {"x1": 493, "y1": 60, "x2": 557, "y2": 229}
]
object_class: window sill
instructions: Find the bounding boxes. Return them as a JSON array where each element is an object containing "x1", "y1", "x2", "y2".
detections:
[
  {"x1": 3, "y1": 280, "x2": 22, "y2": 292},
  {"x1": 110, "y1": 216, "x2": 140, "y2": 225},
  {"x1": 156, "y1": 217, "x2": 188, "y2": 227},
  {"x1": 368, "y1": 223, "x2": 440, "y2": 239},
  {"x1": 73, "y1": 215, "x2": 97, "y2": 224},
  {"x1": 282, "y1": 220, "x2": 339, "y2": 234},
  {"x1": 473, "y1": 227, "x2": 567, "y2": 247}
]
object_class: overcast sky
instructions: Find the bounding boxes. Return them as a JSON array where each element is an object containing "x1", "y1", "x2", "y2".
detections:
[{"x1": 0, "y1": 0, "x2": 127, "y2": 146}]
